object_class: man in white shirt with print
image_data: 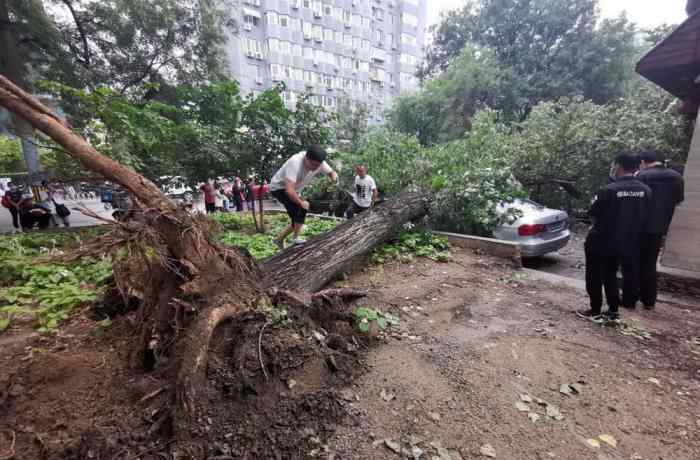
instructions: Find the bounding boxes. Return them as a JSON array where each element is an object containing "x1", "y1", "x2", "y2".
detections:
[
  {"x1": 271, "y1": 145, "x2": 338, "y2": 248},
  {"x1": 346, "y1": 165, "x2": 378, "y2": 219}
]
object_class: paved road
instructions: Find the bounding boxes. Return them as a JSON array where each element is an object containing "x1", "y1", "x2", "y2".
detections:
[
  {"x1": 0, "y1": 198, "x2": 285, "y2": 234},
  {"x1": 0, "y1": 199, "x2": 114, "y2": 234}
]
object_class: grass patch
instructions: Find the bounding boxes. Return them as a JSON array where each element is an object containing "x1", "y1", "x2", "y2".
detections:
[{"x1": 0, "y1": 214, "x2": 450, "y2": 333}]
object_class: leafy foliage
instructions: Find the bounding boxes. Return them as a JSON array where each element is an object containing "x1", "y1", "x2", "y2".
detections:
[
  {"x1": 41, "y1": 80, "x2": 334, "y2": 183},
  {"x1": 0, "y1": 230, "x2": 112, "y2": 334},
  {"x1": 391, "y1": 47, "x2": 515, "y2": 146},
  {"x1": 511, "y1": 88, "x2": 690, "y2": 212},
  {"x1": 213, "y1": 213, "x2": 340, "y2": 260},
  {"x1": 372, "y1": 230, "x2": 451, "y2": 265},
  {"x1": 331, "y1": 130, "x2": 429, "y2": 197},
  {"x1": 4, "y1": 0, "x2": 235, "y2": 94},
  {"x1": 421, "y1": 0, "x2": 639, "y2": 114},
  {"x1": 0, "y1": 136, "x2": 24, "y2": 173},
  {"x1": 354, "y1": 307, "x2": 397, "y2": 333}
]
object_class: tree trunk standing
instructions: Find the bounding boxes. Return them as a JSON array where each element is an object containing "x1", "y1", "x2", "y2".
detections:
[
  {"x1": 257, "y1": 193, "x2": 265, "y2": 233},
  {"x1": 0, "y1": 0, "x2": 42, "y2": 181},
  {"x1": 261, "y1": 192, "x2": 429, "y2": 292}
]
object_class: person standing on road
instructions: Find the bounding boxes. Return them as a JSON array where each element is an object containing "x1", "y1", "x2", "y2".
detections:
[
  {"x1": 201, "y1": 180, "x2": 217, "y2": 214},
  {"x1": 579, "y1": 153, "x2": 652, "y2": 323},
  {"x1": 346, "y1": 165, "x2": 378, "y2": 219},
  {"x1": 245, "y1": 177, "x2": 256, "y2": 212},
  {"x1": 231, "y1": 177, "x2": 244, "y2": 212},
  {"x1": 270, "y1": 145, "x2": 338, "y2": 248},
  {"x1": 2, "y1": 182, "x2": 25, "y2": 233},
  {"x1": 635, "y1": 150, "x2": 685, "y2": 310}
]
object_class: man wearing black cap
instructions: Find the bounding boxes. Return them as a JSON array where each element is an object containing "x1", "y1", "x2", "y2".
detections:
[
  {"x1": 636, "y1": 150, "x2": 685, "y2": 310},
  {"x1": 578, "y1": 153, "x2": 652, "y2": 322},
  {"x1": 270, "y1": 145, "x2": 338, "y2": 248}
]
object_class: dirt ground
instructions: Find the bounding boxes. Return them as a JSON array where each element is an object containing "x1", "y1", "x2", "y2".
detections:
[{"x1": 1, "y1": 247, "x2": 699, "y2": 459}]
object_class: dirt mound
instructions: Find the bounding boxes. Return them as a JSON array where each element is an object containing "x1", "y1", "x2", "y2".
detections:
[{"x1": 0, "y1": 293, "x2": 370, "y2": 459}]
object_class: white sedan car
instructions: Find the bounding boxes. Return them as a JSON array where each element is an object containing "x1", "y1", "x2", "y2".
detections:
[{"x1": 493, "y1": 199, "x2": 571, "y2": 258}]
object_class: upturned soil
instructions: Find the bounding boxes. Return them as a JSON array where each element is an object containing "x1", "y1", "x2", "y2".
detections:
[{"x1": 1, "y1": 247, "x2": 699, "y2": 459}]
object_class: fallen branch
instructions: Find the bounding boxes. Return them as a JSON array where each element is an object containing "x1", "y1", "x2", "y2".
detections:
[{"x1": 138, "y1": 386, "x2": 166, "y2": 405}]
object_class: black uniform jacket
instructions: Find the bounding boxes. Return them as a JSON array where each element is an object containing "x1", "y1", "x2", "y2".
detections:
[
  {"x1": 587, "y1": 176, "x2": 653, "y2": 256},
  {"x1": 636, "y1": 165, "x2": 684, "y2": 235}
]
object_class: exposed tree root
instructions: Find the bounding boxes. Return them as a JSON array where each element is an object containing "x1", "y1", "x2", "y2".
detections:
[{"x1": 0, "y1": 75, "x2": 429, "y2": 459}]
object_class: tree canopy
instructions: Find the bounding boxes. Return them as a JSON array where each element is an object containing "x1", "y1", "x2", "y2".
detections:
[
  {"x1": 420, "y1": 0, "x2": 639, "y2": 114},
  {"x1": 1, "y1": 0, "x2": 234, "y2": 95}
]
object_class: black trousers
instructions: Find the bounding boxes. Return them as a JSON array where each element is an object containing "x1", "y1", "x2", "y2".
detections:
[
  {"x1": 8, "y1": 207, "x2": 20, "y2": 229},
  {"x1": 346, "y1": 202, "x2": 370, "y2": 219},
  {"x1": 639, "y1": 233, "x2": 664, "y2": 307},
  {"x1": 585, "y1": 239, "x2": 640, "y2": 314}
]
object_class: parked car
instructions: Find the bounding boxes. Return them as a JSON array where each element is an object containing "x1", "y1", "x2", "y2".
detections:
[{"x1": 493, "y1": 199, "x2": 570, "y2": 257}]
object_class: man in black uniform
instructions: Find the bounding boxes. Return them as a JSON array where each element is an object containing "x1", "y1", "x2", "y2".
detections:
[
  {"x1": 579, "y1": 153, "x2": 652, "y2": 322},
  {"x1": 636, "y1": 150, "x2": 684, "y2": 310}
]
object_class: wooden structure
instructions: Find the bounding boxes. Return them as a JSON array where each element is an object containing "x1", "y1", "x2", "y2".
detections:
[{"x1": 636, "y1": 4, "x2": 700, "y2": 273}]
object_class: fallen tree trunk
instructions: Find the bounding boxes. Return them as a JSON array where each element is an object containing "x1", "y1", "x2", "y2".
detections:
[
  {"x1": 0, "y1": 73, "x2": 430, "y2": 458},
  {"x1": 261, "y1": 192, "x2": 429, "y2": 292}
]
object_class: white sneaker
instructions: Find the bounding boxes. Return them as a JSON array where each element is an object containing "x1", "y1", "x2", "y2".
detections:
[{"x1": 292, "y1": 238, "x2": 307, "y2": 245}]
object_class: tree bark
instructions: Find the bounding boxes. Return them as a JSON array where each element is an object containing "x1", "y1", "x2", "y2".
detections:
[
  {"x1": 261, "y1": 192, "x2": 429, "y2": 292},
  {"x1": 0, "y1": 1, "x2": 42, "y2": 181}
]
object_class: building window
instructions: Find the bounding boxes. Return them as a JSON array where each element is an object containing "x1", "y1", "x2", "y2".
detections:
[
  {"x1": 279, "y1": 41, "x2": 291, "y2": 55},
  {"x1": 372, "y1": 7, "x2": 384, "y2": 21},
  {"x1": 312, "y1": 1, "x2": 323, "y2": 17},
  {"x1": 267, "y1": 38, "x2": 279, "y2": 53},
  {"x1": 266, "y1": 11, "x2": 278, "y2": 26},
  {"x1": 374, "y1": 29, "x2": 384, "y2": 44},
  {"x1": 243, "y1": 10, "x2": 261, "y2": 27},
  {"x1": 270, "y1": 64, "x2": 282, "y2": 80},
  {"x1": 372, "y1": 47, "x2": 388, "y2": 62},
  {"x1": 400, "y1": 53, "x2": 417, "y2": 66},
  {"x1": 303, "y1": 46, "x2": 313, "y2": 59},
  {"x1": 362, "y1": 39, "x2": 371, "y2": 51},
  {"x1": 352, "y1": 14, "x2": 361, "y2": 27},
  {"x1": 293, "y1": 44, "x2": 303, "y2": 57},
  {"x1": 313, "y1": 24, "x2": 323, "y2": 41},
  {"x1": 279, "y1": 15, "x2": 289, "y2": 28},
  {"x1": 402, "y1": 13, "x2": 418, "y2": 27},
  {"x1": 324, "y1": 4, "x2": 333, "y2": 16},
  {"x1": 324, "y1": 28, "x2": 333, "y2": 42},
  {"x1": 245, "y1": 38, "x2": 264, "y2": 57},
  {"x1": 291, "y1": 17, "x2": 301, "y2": 30},
  {"x1": 303, "y1": 22, "x2": 312, "y2": 38},
  {"x1": 362, "y1": 17, "x2": 371, "y2": 29},
  {"x1": 344, "y1": 34, "x2": 352, "y2": 47},
  {"x1": 303, "y1": 0, "x2": 311, "y2": 8},
  {"x1": 401, "y1": 33, "x2": 417, "y2": 47}
]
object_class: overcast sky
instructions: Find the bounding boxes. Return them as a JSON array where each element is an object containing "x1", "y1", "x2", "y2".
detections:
[{"x1": 427, "y1": 0, "x2": 688, "y2": 28}]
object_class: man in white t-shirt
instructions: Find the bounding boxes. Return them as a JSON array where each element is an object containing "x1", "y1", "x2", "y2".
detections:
[
  {"x1": 346, "y1": 165, "x2": 378, "y2": 219},
  {"x1": 270, "y1": 145, "x2": 338, "y2": 247}
]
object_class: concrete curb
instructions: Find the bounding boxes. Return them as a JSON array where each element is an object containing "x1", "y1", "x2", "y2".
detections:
[{"x1": 431, "y1": 231, "x2": 522, "y2": 266}]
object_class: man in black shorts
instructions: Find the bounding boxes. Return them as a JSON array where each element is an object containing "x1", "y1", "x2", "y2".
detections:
[{"x1": 270, "y1": 145, "x2": 338, "y2": 248}]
